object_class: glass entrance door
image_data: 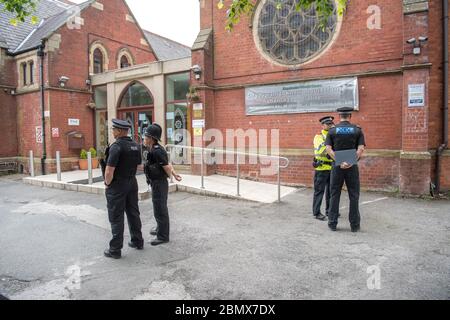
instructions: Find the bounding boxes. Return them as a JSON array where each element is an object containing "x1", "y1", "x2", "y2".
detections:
[{"x1": 118, "y1": 109, "x2": 153, "y2": 144}]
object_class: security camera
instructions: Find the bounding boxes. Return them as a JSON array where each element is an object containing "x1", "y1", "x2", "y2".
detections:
[
  {"x1": 406, "y1": 38, "x2": 416, "y2": 45},
  {"x1": 191, "y1": 65, "x2": 202, "y2": 73},
  {"x1": 418, "y1": 36, "x2": 428, "y2": 42},
  {"x1": 191, "y1": 65, "x2": 202, "y2": 80},
  {"x1": 58, "y1": 76, "x2": 69, "y2": 87}
]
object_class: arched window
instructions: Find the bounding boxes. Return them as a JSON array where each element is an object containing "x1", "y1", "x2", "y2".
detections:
[
  {"x1": 120, "y1": 55, "x2": 130, "y2": 68},
  {"x1": 21, "y1": 62, "x2": 27, "y2": 86},
  {"x1": 93, "y1": 48, "x2": 104, "y2": 74},
  {"x1": 119, "y1": 82, "x2": 153, "y2": 108},
  {"x1": 29, "y1": 61, "x2": 34, "y2": 84}
]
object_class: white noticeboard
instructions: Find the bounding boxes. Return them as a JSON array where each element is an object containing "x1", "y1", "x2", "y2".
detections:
[
  {"x1": 192, "y1": 119, "x2": 205, "y2": 128},
  {"x1": 193, "y1": 103, "x2": 203, "y2": 111},
  {"x1": 408, "y1": 84, "x2": 425, "y2": 107},
  {"x1": 68, "y1": 118, "x2": 80, "y2": 126},
  {"x1": 35, "y1": 126, "x2": 42, "y2": 144},
  {"x1": 166, "y1": 112, "x2": 175, "y2": 120}
]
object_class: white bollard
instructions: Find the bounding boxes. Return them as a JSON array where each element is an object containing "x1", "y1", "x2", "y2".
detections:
[
  {"x1": 56, "y1": 151, "x2": 61, "y2": 181},
  {"x1": 87, "y1": 152, "x2": 93, "y2": 185},
  {"x1": 29, "y1": 150, "x2": 35, "y2": 177}
]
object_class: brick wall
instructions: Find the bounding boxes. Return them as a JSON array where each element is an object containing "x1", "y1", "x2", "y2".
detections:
[
  {"x1": 47, "y1": 0, "x2": 156, "y2": 90},
  {"x1": 11, "y1": 0, "x2": 158, "y2": 173},
  {"x1": 193, "y1": 0, "x2": 449, "y2": 193}
]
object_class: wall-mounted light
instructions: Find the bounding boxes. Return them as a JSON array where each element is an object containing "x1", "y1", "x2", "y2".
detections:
[
  {"x1": 85, "y1": 78, "x2": 91, "y2": 86},
  {"x1": 406, "y1": 36, "x2": 428, "y2": 55},
  {"x1": 191, "y1": 64, "x2": 202, "y2": 80},
  {"x1": 59, "y1": 76, "x2": 69, "y2": 87},
  {"x1": 3, "y1": 88, "x2": 15, "y2": 95}
]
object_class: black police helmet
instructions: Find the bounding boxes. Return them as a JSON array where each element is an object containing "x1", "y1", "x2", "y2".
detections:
[{"x1": 145, "y1": 123, "x2": 162, "y2": 141}]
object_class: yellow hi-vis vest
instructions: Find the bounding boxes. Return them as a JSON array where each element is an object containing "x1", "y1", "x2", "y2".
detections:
[{"x1": 313, "y1": 129, "x2": 333, "y2": 171}]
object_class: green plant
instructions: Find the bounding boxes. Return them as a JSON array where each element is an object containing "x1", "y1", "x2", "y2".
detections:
[
  {"x1": 89, "y1": 147, "x2": 97, "y2": 158},
  {"x1": 186, "y1": 86, "x2": 200, "y2": 102},
  {"x1": 80, "y1": 149, "x2": 87, "y2": 160}
]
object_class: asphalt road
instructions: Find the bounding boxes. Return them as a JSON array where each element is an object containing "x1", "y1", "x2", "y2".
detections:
[{"x1": 0, "y1": 175, "x2": 449, "y2": 300}]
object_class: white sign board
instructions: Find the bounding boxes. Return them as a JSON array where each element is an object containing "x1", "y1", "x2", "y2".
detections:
[
  {"x1": 192, "y1": 119, "x2": 205, "y2": 128},
  {"x1": 408, "y1": 84, "x2": 425, "y2": 107},
  {"x1": 193, "y1": 103, "x2": 203, "y2": 111},
  {"x1": 246, "y1": 77, "x2": 359, "y2": 115},
  {"x1": 166, "y1": 112, "x2": 175, "y2": 120},
  {"x1": 35, "y1": 126, "x2": 42, "y2": 144},
  {"x1": 68, "y1": 118, "x2": 80, "y2": 126}
]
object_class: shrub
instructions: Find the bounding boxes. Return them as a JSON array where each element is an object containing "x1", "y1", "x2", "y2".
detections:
[
  {"x1": 89, "y1": 147, "x2": 97, "y2": 158},
  {"x1": 80, "y1": 149, "x2": 88, "y2": 159}
]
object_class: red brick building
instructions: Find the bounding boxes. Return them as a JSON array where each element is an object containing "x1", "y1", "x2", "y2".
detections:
[
  {"x1": 1, "y1": 0, "x2": 449, "y2": 196},
  {"x1": 0, "y1": 0, "x2": 190, "y2": 175},
  {"x1": 190, "y1": 0, "x2": 450, "y2": 195}
]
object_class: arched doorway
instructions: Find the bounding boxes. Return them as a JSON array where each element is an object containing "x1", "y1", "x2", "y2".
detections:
[{"x1": 117, "y1": 82, "x2": 154, "y2": 143}]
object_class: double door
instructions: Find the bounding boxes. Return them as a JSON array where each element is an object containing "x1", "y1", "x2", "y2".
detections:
[{"x1": 118, "y1": 109, "x2": 153, "y2": 144}]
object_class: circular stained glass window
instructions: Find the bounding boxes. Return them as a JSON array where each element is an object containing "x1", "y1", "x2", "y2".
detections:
[{"x1": 254, "y1": 0, "x2": 340, "y2": 66}]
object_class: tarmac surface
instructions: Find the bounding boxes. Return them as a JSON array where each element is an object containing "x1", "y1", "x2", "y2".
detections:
[{"x1": 0, "y1": 174, "x2": 449, "y2": 300}]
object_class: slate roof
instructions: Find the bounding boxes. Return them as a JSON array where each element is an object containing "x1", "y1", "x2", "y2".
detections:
[
  {"x1": 143, "y1": 30, "x2": 191, "y2": 61},
  {"x1": 0, "y1": 0, "x2": 93, "y2": 54},
  {"x1": 1, "y1": 0, "x2": 191, "y2": 61}
]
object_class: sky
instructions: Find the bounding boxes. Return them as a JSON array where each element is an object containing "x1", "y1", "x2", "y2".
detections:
[{"x1": 70, "y1": 0, "x2": 200, "y2": 47}]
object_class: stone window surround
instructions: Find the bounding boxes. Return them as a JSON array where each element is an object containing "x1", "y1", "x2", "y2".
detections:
[
  {"x1": 15, "y1": 52, "x2": 38, "y2": 90},
  {"x1": 116, "y1": 48, "x2": 135, "y2": 69},
  {"x1": 89, "y1": 41, "x2": 109, "y2": 75},
  {"x1": 252, "y1": 0, "x2": 343, "y2": 68}
]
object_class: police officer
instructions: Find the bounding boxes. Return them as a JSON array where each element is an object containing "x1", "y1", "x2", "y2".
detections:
[
  {"x1": 103, "y1": 119, "x2": 144, "y2": 259},
  {"x1": 312, "y1": 116, "x2": 335, "y2": 221},
  {"x1": 325, "y1": 107, "x2": 366, "y2": 232},
  {"x1": 143, "y1": 123, "x2": 182, "y2": 246}
]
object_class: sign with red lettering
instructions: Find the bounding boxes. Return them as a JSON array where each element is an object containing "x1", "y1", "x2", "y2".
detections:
[{"x1": 52, "y1": 128, "x2": 60, "y2": 138}]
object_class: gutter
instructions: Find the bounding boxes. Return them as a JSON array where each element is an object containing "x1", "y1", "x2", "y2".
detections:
[
  {"x1": 37, "y1": 40, "x2": 47, "y2": 175},
  {"x1": 435, "y1": 0, "x2": 449, "y2": 195}
]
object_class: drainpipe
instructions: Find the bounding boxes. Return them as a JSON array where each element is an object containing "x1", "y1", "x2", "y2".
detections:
[
  {"x1": 436, "y1": 0, "x2": 449, "y2": 195},
  {"x1": 37, "y1": 40, "x2": 46, "y2": 175}
]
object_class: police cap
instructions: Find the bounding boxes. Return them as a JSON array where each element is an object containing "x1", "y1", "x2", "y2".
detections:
[
  {"x1": 319, "y1": 116, "x2": 334, "y2": 124},
  {"x1": 337, "y1": 107, "x2": 354, "y2": 116},
  {"x1": 111, "y1": 119, "x2": 132, "y2": 130},
  {"x1": 145, "y1": 123, "x2": 162, "y2": 141}
]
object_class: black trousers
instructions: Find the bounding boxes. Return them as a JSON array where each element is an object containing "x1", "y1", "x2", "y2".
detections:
[
  {"x1": 312, "y1": 170, "x2": 331, "y2": 216},
  {"x1": 151, "y1": 178, "x2": 170, "y2": 241},
  {"x1": 328, "y1": 165, "x2": 361, "y2": 228},
  {"x1": 106, "y1": 177, "x2": 143, "y2": 252}
]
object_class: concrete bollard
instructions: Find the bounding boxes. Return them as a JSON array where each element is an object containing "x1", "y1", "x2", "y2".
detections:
[
  {"x1": 29, "y1": 151, "x2": 35, "y2": 177},
  {"x1": 56, "y1": 151, "x2": 61, "y2": 182},
  {"x1": 87, "y1": 152, "x2": 93, "y2": 185}
]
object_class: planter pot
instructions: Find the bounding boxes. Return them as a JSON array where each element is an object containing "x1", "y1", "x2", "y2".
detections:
[{"x1": 79, "y1": 158, "x2": 99, "y2": 170}]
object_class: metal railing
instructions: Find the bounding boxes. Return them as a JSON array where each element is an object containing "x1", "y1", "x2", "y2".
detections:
[
  {"x1": 165, "y1": 144, "x2": 290, "y2": 202},
  {"x1": 29, "y1": 150, "x2": 96, "y2": 185}
]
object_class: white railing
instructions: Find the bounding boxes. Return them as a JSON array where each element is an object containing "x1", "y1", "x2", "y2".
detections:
[{"x1": 165, "y1": 144, "x2": 290, "y2": 202}]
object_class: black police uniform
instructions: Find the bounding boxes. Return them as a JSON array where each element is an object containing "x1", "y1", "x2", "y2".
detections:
[
  {"x1": 145, "y1": 143, "x2": 170, "y2": 242},
  {"x1": 105, "y1": 120, "x2": 143, "y2": 255},
  {"x1": 325, "y1": 109, "x2": 365, "y2": 231}
]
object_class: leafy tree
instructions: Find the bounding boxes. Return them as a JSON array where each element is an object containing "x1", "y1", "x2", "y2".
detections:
[
  {"x1": 0, "y1": 0, "x2": 38, "y2": 25},
  {"x1": 218, "y1": 0, "x2": 348, "y2": 30},
  {"x1": 0, "y1": 0, "x2": 347, "y2": 29}
]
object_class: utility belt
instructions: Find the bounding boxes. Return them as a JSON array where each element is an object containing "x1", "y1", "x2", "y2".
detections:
[
  {"x1": 312, "y1": 157, "x2": 333, "y2": 168},
  {"x1": 144, "y1": 162, "x2": 167, "y2": 182}
]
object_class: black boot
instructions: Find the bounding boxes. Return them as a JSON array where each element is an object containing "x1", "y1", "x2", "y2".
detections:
[
  {"x1": 128, "y1": 241, "x2": 144, "y2": 250},
  {"x1": 104, "y1": 249, "x2": 121, "y2": 259}
]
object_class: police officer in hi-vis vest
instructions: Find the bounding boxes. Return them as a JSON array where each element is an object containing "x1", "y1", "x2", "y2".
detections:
[
  {"x1": 312, "y1": 116, "x2": 335, "y2": 221},
  {"x1": 103, "y1": 119, "x2": 144, "y2": 259},
  {"x1": 325, "y1": 107, "x2": 366, "y2": 232}
]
